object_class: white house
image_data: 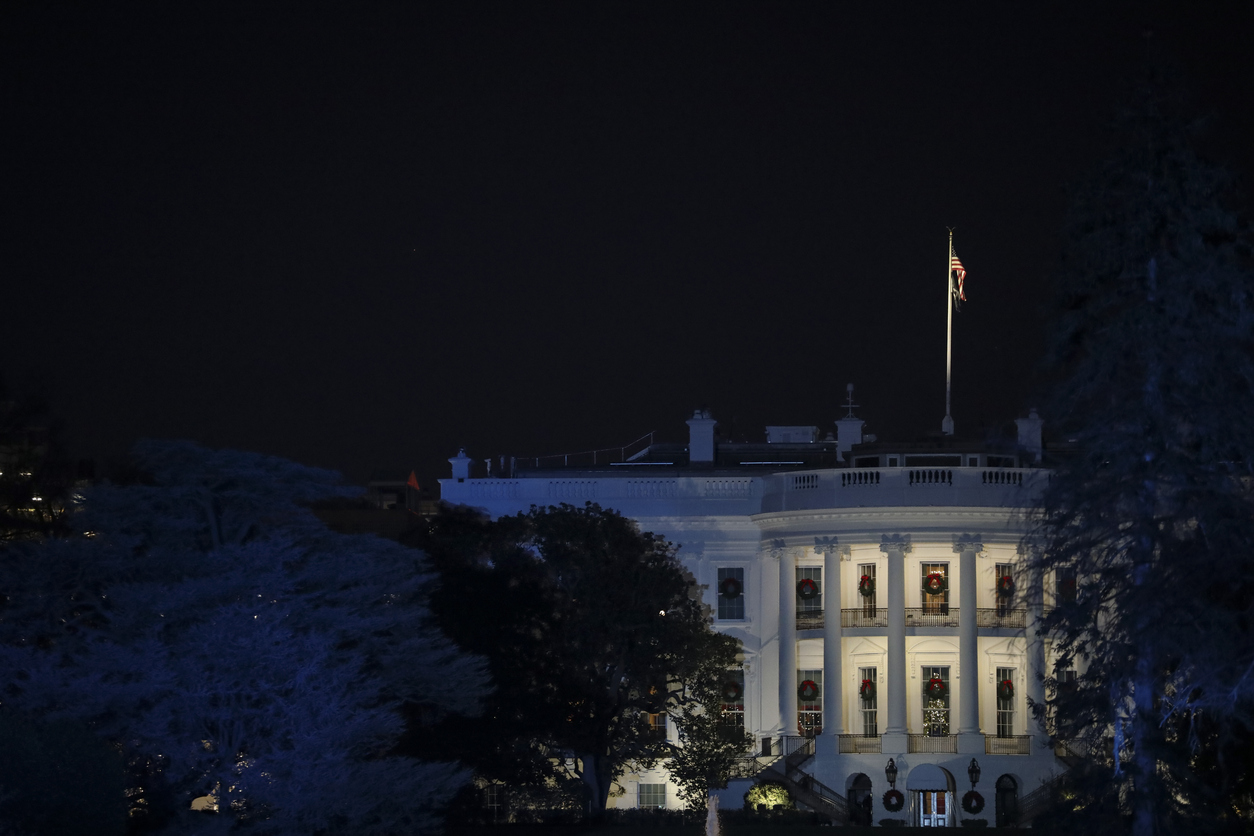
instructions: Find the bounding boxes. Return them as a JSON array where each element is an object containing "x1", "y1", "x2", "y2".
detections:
[{"x1": 439, "y1": 400, "x2": 1067, "y2": 826}]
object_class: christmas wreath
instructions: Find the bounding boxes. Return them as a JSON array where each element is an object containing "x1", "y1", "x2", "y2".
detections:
[
  {"x1": 962, "y1": 790, "x2": 985, "y2": 814},
  {"x1": 926, "y1": 677, "x2": 947, "y2": 699},
  {"x1": 858, "y1": 574, "x2": 875, "y2": 598},
  {"x1": 883, "y1": 789, "x2": 905, "y2": 812},
  {"x1": 722, "y1": 680, "x2": 743, "y2": 702},
  {"x1": 997, "y1": 679, "x2": 1014, "y2": 701},
  {"x1": 860, "y1": 678, "x2": 876, "y2": 701},
  {"x1": 997, "y1": 575, "x2": 1015, "y2": 597},
  {"x1": 798, "y1": 679, "x2": 820, "y2": 701},
  {"x1": 923, "y1": 572, "x2": 946, "y2": 595},
  {"x1": 797, "y1": 578, "x2": 819, "y2": 599},
  {"x1": 719, "y1": 576, "x2": 742, "y2": 598}
]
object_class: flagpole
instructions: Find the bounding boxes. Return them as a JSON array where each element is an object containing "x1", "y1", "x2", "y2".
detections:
[{"x1": 942, "y1": 230, "x2": 955, "y2": 436}]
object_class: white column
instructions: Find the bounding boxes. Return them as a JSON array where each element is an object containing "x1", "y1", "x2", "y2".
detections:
[
  {"x1": 955, "y1": 535, "x2": 984, "y2": 753},
  {"x1": 778, "y1": 545, "x2": 797, "y2": 737},
  {"x1": 816, "y1": 538, "x2": 845, "y2": 753},
  {"x1": 881, "y1": 535, "x2": 911, "y2": 752}
]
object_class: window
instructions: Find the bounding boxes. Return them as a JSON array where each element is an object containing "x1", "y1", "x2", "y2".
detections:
[
  {"x1": 922, "y1": 665, "x2": 950, "y2": 736},
  {"x1": 1056, "y1": 568, "x2": 1077, "y2": 605},
  {"x1": 996, "y1": 667, "x2": 1015, "y2": 737},
  {"x1": 859, "y1": 563, "x2": 877, "y2": 617},
  {"x1": 717, "y1": 567, "x2": 745, "y2": 620},
  {"x1": 638, "y1": 784, "x2": 666, "y2": 809},
  {"x1": 646, "y1": 712, "x2": 667, "y2": 741},
  {"x1": 798, "y1": 669, "x2": 823, "y2": 736},
  {"x1": 721, "y1": 669, "x2": 745, "y2": 730},
  {"x1": 859, "y1": 666, "x2": 878, "y2": 736},
  {"x1": 921, "y1": 562, "x2": 949, "y2": 615},
  {"x1": 995, "y1": 562, "x2": 1013, "y2": 617},
  {"x1": 796, "y1": 566, "x2": 822, "y2": 613},
  {"x1": 484, "y1": 783, "x2": 505, "y2": 821}
]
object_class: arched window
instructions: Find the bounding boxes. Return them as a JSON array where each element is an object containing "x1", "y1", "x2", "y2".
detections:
[
  {"x1": 995, "y1": 774, "x2": 1018, "y2": 827},
  {"x1": 846, "y1": 774, "x2": 873, "y2": 826}
]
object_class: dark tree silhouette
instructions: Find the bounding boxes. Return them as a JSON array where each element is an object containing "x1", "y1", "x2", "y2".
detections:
[
  {"x1": 414, "y1": 502, "x2": 746, "y2": 820},
  {"x1": 1027, "y1": 74, "x2": 1254, "y2": 836}
]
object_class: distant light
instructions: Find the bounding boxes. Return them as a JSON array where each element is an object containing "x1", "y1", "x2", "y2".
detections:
[{"x1": 659, "y1": 610, "x2": 666, "y2": 617}]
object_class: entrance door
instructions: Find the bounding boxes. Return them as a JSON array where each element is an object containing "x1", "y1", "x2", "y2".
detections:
[{"x1": 919, "y1": 790, "x2": 947, "y2": 826}]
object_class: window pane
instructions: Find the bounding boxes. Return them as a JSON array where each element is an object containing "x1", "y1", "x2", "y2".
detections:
[{"x1": 717, "y1": 567, "x2": 745, "y2": 620}]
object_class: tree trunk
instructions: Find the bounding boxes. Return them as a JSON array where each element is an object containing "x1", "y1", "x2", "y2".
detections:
[{"x1": 577, "y1": 752, "x2": 614, "y2": 822}]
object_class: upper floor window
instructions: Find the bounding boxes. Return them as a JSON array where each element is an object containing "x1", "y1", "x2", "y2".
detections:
[
  {"x1": 796, "y1": 566, "x2": 822, "y2": 613},
  {"x1": 717, "y1": 567, "x2": 745, "y2": 620},
  {"x1": 995, "y1": 562, "x2": 1014, "y2": 616},
  {"x1": 921, "y1": 562, "x2": 949, "y2": 615}
]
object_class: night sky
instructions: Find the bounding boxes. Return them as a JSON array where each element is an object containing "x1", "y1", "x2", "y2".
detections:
[{"x1": 4, "y1": 2, "x2": 1253, "y2": 487}]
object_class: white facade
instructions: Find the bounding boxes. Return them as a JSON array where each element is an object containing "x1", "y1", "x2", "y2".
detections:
[{"x1": 440, "y1": 408, "x2": 1065, "y2": 826}]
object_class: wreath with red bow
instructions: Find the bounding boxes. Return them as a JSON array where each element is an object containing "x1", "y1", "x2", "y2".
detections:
[
  {"x1": 997, "y1": 575, "x2": 1015, "y2": 597},
  {"x1": 858, "y1": 574, "x2": 875, "y2": 598},
  {"x1": 962, "y1": 790, "x2": 985, "y2": 814},
  {"x1": 798, "y1": 679, "x2": 820, "y2": 701},
  {"x1": 797, "y1": 578, "x2": 819, "y2": 599},
  {"x1": 997, "y1": 679, "x2": 1014, "y2": 701},
  {"x1": 722, "y1": 681, "x2": 743, "y2": 702},
  {"x1": 883, "y1": 789, "x2": 905, "y2": 812},
  {"x1": 859, "y1": 678, "x2": 876, "y2": 701},
  {"x1": 719, "y1": 576, "x2": 742, "y2": 598},
  {"x1": 926, "y1": 677, "x2": 947, "y2": 699},
  {"x1": 923, "y1": 572, "x2": 946, "y2": 595}
]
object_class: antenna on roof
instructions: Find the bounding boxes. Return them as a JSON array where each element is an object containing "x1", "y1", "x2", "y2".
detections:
[{"x1": 842, "y1": 383, "x2": 859, "y2": 419}]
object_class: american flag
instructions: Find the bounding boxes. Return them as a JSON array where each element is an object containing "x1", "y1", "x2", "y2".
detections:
[{"x1": 950, "y1": 253, "x2": 967, "y2": 302}]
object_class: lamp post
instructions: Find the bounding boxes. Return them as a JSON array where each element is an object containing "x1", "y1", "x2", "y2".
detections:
[
  {"x1": 886, "y1": 758, "x2": 898, "y2": 789},
  {"x1": 967, "y1": 758, "x2": 981, "y2": 791}
]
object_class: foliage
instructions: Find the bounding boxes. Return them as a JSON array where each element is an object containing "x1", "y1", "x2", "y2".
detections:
[
  {"x1": 412, "y1": 502, "x2": 745, "y2": 820},
  {"x1": 0, "y1": 441, "x2": 487, "y2": 835},
  {"x1": 668, "y1": 671, "x2": 754, "y2": 810},
  {"x1": 1027, "y1": 73, "x2": 1254, "y2": 835},
  {"x1": 743, "y1": 781, "x2": 793, "y2": 810}
]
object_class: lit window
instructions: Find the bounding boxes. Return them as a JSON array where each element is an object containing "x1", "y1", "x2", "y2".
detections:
[{"x1": 638, "y1": 783, "x2": 666, "y2": 809}]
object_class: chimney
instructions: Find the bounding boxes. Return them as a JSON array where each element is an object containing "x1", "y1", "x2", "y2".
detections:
[
  {"x1": 686, "y1": 409, "x2": 717, "y2": 464},
  {"x1": 1015, "y1": 409, "x2": 1044, "y2": 464},
  {"x1": 449, "y1": 448, "x2": 472, "y2": 482}
]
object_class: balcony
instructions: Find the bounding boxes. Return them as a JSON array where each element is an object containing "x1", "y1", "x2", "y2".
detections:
[
  {"x1": 842, "y1": 608, "x2": 888, "y2": 628},
  {"x1": 977, "y1": 607, "x2": 1026, "y2": 628},
  {"x1": 986, "y1": 735, "x2": 1031, "y2": 755},
  {"x1": 904, "y1": 607, "x2": 959, "y2": 628},
  {"x1": 908, "y1": 734, "x2": 957, "y2": 753},
  {"x1": 838, "y1": 734, "x2": 882, "y2": 753}
]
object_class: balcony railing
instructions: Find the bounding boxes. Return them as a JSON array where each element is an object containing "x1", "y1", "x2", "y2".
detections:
[
  {"x1": 904, "y1": 607, "x2": 959, "y2": 628},
  {"x1": 986, "y1": 735, "x2": 1031, "y2": 755},
  {"x1": 797, "y1": 611, "x2": 824, "y2": 631},
  {"x1": 908, "y1": 734, "x2": 957, "y2": 753},
  {"x1": 842, "y1": 608, "x2": 889, "y2": 628},
  {"x1": 838, "y1": 734, "x2": 882, "y2": 753},
  {"x1": 977, "y1": 607, "x2": 1027, "y2": 628}
]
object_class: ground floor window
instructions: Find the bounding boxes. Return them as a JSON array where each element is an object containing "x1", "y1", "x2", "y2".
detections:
[
  {"x1": 721, "y1": 669, "x2": 745, "y2": 730},
  {"x1": 859, "y1": 666, "x2": 878, "y2": 736},
  {"x1": 798, "y1": 668, "x2": 822, "y2": 736},
  {"x1": 847, "y1": 773, "x2": 873, "y2": 825},
  {"x1": 638, "y1": 784, "x2": 666, "y2": 809},
  {"x1": 996, "y1": 666, "x2": 1015, "y2": 737},
  {"x1": 921, "y1": 665, "x2": 950, "y2": 736}
]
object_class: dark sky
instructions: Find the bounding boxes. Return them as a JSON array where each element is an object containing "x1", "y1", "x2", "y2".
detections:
[{"x1": 4, "y1": 2, "x2": 1253, "y2": 486}]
